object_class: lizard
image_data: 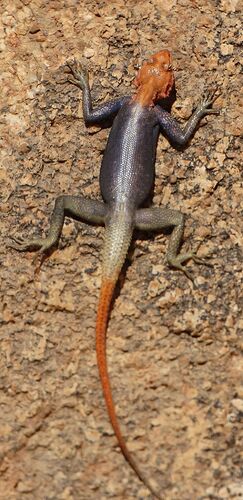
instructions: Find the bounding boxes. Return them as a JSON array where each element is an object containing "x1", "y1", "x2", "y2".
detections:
[{"x1": 10, "y1": 50, "x2": 219, "y2": 499}]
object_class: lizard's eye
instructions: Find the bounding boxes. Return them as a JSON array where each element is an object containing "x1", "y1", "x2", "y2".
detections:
[{"x1": 164, "y1": 64, "x2": 172, "y2": 71}]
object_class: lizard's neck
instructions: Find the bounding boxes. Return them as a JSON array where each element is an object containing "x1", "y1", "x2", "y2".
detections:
[{"x1": 133, "y1": 84, "x2": 156, "y2": 107}]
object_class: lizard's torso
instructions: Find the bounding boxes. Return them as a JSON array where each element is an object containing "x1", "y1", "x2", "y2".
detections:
[{"x1": 100, "y1": 100, "x2": 160, "y2": 207}]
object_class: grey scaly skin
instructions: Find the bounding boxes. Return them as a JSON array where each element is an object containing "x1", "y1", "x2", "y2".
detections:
[{"x1": 10, "y1": 51, "x2": 219, "y2": 499}]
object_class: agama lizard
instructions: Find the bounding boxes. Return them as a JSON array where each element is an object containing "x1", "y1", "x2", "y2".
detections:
[{"x1": 11, "y1": 50, "x2": 219, "y2": 499}]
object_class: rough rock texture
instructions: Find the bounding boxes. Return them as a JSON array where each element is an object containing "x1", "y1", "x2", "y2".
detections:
[{"x1": 0, "y1": 1, "x2": 242, "y2": 499}]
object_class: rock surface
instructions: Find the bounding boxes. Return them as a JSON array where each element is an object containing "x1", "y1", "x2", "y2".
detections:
[{"x1": 0, "y1": 1, "x2": 242, "y2": 499}]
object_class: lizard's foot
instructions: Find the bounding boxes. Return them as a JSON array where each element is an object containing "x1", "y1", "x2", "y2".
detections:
[
  {"x1": 9, "y1": 235, "x2": 55, "y2": 254},
  {"x1": 66, "y1": 59, "x2": 89, "y2": 90},
  {"x1": 199, "y1": 88, "x2": 221, "y2": 116},
  {"x1": 168, "y1": 250, "x2": 212, "y2": 283}
]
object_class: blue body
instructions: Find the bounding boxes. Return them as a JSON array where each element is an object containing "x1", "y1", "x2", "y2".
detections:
[{"x1": 100, "y1": 100, "x2": 160, "y2": 206}]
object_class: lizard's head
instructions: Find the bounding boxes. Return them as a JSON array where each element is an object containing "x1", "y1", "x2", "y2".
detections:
[{"x1": 133, "y1": 50, "x2": 174, "y2": 105}]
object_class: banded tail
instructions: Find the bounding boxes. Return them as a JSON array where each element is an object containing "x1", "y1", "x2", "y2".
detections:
[{"x1": 95, "y1": 207, "x2": 162, "y2": 499}]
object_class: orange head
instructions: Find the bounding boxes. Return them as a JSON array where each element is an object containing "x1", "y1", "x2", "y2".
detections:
[{"x1": 133, "y1": 50, "x2": 174, "y2": 106}]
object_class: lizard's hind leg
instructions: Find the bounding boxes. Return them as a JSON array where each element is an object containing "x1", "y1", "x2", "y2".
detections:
[
  {"x1": 10, "y1": 195, "x2": 107, "y2": 254},
  {"x1": 135, "y1": 206, "x2": 210, "y2": 282}
]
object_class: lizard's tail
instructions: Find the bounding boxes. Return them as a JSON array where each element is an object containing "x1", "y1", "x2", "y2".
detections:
[{"x1": 96, "y1": 210, "x2": 162, "y2": 500}]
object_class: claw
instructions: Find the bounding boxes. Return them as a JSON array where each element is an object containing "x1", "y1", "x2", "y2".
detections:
[
  {"x1": 8, "y1": 234, "x2": 56, "y2": 254},
  {"x1": 191, "y1": 255, "x2": 213, "y2": 267},
  {"x1": 174, "y1": 263, "x2": 195, "y2": 283},
  {"x1": 66, "y1": 58, "x2": 89, "y2": 90},
  {"x1": 8, "y1": 237, "x2": 41, "y2": 252},
  {"x1": 66, "y1": 58, "x2": 77, "y2": 69},
  {"x1": 204, "y1": 109, "x2": 220, "y2": 115},
  {"x1": 67, "y1": 76, "x2": 79, "y2": 86},
  {"x1": 200, "y1": 88, "x2": 221, "y2": 114},
  {"x1": 168, "y1": 246, "x2": 212, "y2": 284}
]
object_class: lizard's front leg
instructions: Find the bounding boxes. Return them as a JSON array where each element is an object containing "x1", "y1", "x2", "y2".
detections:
[
  {"x1": 135, "y1": 207, "x2": 209, "y2": 281},
  {"x1": 10, "y1": 195, "x2": 106, "y2": 254},
  {"x1": 66, "y1": 59, "x2": 128, "y2": 125},
  {"x1": 155, "y1": 89, "x2": 220, "y2": 147}
]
